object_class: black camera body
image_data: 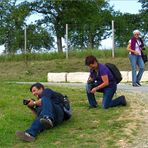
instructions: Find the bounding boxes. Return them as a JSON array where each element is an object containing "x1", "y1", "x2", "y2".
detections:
[
  {"x1": 142, "y1": 47, "x2": 145, "y2": 50},
  {"x1": 23, "y1": 99, "x2": 30, "y2": 105}
]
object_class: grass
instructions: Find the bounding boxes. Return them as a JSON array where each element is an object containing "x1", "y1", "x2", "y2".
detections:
[
  {"x1": 0, "y1": 82, "x2": 143, "y2": 148},
  {"x1": 0, "y1": 50, "x2": 148, "y2": 147},
  {"x1": 0, "y1": 48, "x2": 147, "y2": 82},
  {"x1": 0, "y1": 47, "x2": 147, "y2": 62},
  {"x1": 0, "y1": 57, "x2": 148, "y2": 82}
]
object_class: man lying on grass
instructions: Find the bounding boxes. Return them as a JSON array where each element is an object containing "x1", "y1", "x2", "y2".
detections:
[
  {"x1": 85, "y1": 55, "x2": 127, "y2": 109},
  {"x1": 16, "y1": 83, "x2": 71, "y2": 142}
]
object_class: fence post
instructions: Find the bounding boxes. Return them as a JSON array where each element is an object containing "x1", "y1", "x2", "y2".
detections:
[
  {"x1": 66, "y1": 24, "x2": 68, "y2": 59},
  {"x1": 112, "y1": 20, "x2": 115, "y2": 58}
]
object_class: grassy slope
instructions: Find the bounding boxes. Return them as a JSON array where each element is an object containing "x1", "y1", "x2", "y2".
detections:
[
  {"x1": 0, "y1": 57, "x2": 147, "y2": 82},
  {"x1": 0, "y1": 52, "x2": 148, "y2": 147}
]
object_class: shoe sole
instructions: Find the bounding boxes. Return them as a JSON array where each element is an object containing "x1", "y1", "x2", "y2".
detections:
[
  {"x1": 40, "y1": 118, "x2": 53, "y2": 128},
  {"x1": 16, "y1": 131, "x2": 35, "y2": 142}
]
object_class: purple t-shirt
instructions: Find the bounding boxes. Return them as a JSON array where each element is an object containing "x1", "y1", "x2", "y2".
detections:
[{"x1": 90, "y1": 63, "x2": 116, "y2": 88}]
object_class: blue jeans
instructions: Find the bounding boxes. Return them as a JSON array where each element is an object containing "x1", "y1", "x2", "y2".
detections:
[
  {"x1": 26, "y1": 97, "x2": 64, "y2": 137},
  {"x1": 86, "y1": 82, "x2": 125, "y2": 109},
  {"x1": 129, "y1": 54, "x2": 144, "y2": 85}
]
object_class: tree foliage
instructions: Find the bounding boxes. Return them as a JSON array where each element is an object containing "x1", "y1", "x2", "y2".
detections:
[{"x1": 0, "y1": 0, "x2": 147, "y2": 54}]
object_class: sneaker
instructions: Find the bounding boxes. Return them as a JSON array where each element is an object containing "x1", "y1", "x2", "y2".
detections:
[
  {"x1": 132, "y1": 83, "x2": 139, "y2": 87},
  {"x1": 136, "y1": 82, "x2": 141, "y2": 86},
  {"x1": 40, "y1": 117, "x2": 53, "y2": 128},
  {"x1": 16, "y1": 131, "x2": 35, "y2": 142},
  {"x1": 121, "y1": 95, "x2": 127, "y2": 106},
  {"x1": 88, "y1": 105, "x2": 98, "y2": 109}
]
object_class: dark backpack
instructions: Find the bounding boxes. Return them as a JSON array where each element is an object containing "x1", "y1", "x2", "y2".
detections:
[
  {"x1": 61, "y1": 95, "x2": 72, "y2": 120},
  {"x1": 105, "y1": 63, "x2": 122, "y2": 84},
  {"x1": 53, "y1": 92, "x2": 72, "y2": 120}
]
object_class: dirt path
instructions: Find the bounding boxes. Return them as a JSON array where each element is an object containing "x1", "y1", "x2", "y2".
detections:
[{"x1": 128, "y1": 93, "x2": 148, "y2": 148}]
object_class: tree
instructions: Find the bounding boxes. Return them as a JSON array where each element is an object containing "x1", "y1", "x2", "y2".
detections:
[
  {"x1": 29, "y1": 0, "x2": 113, "y2": 51},
  {"x1": 113, "y1": 13, "x2": 143, "y2": 47},
  {"x1": 138, "y1": 0, "x2": 148, "y2": 44},
  {"x1": 25, "y1": 24, "x2": 54, "y2": 53},
  {"x1": 0, "y1": 0, "x2": 30, "y2": 53},
  {"x1": 139, "y1": 0, "x2": 148, "y2": 11},
  {"x1": 63, "y1": 0, "x2": 113, "y2": 50},
  {"x1": 0, "y1": 0, "x2": 54, "y2": 53}
]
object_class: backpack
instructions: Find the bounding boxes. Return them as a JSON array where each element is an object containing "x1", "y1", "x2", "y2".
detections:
[
  {"x1": 53, "y1": 92, "x2": 72, "y2": 120},
  {"x1": 105, "y1": 63, "x2": 122, "y2": 84},
  {"x1": 61, "y1": 95, "x2": 72, "y2": 120}
]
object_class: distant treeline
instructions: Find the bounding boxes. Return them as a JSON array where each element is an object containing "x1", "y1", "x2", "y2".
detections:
[{"x1": 0, "y1": 0, "x2": 147, "y2": 54}]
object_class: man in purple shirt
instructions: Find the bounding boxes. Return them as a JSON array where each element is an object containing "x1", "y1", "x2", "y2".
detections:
[{"x1": 85, "y1": 55, "x2": 127, "y2": 109}]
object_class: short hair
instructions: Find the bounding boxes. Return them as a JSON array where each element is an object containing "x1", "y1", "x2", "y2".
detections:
[
  {"x1": 30, "y1": 83, "x2": 44, "y2": 92},
  {"x1": 133, "y1": 29, "x2": 140, "y2": 35},
  {"x1": 85, "y1": 55, "x2": 98, "y2": 66}
]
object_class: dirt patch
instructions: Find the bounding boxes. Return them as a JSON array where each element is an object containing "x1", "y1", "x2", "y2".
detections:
[{"x1": 117, "y1": 91, "x2": 148, "y2": 148}]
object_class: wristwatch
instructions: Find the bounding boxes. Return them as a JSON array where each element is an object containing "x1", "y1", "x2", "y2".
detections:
[{"x1": 33, "y1": 101, "x2": 36, "y2": 106}]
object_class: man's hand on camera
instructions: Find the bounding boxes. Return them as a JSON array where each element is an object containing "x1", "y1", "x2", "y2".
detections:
[
  {"x1": 27, "y1": 99, "x2": 36, "y2": 108},
  {"x1": 91, "y1": 87, "x2": 97, "y2": 94},
  {"x1": 87, "y1": 77, "x2": 94, "y2": 83}
]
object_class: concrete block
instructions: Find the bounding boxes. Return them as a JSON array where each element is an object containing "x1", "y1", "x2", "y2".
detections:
[
  {"x1": 121, "y1": 71, "x2": 128, "y2": 82},
  {"x1": 141, "y1": 71, "x2": 148, "y2": 82},
  {"x1": 67, "y1": 72, "x2": 89, "y2": 83},
  {"x1": 127, "y1": 71, "x2": 148, "y2": 82},
  {"x1": 47, "y1": 72, "x2": 67, "y2": 82},
  {"x1": 128, "y1": 71, "x2": 132, "y2": 82}
]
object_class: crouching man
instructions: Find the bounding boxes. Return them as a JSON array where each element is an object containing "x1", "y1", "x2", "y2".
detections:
[
  {"x1": 85, "y1": 55, "x2": 127, "y2": 109},
  {"x1": 16, "y1": 83, "x2": 71, "y2": 142}
]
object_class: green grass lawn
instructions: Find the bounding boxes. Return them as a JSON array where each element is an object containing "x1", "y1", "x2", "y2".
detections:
[
  {"x1": 0, "y1": 82, "x2": 143, "y2": 148},
  {"x1": 0, "y1": 51, "x2": 148, "y2": 147}
]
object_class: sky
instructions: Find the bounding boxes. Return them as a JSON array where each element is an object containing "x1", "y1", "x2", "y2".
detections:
[{"x1": 0, "y1": 0, "x2": 142, "y2": 53}]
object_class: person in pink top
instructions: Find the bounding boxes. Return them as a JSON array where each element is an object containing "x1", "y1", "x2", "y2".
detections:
[{"x1": 127, "y1": 30, "x2": 145, "y2": 87}]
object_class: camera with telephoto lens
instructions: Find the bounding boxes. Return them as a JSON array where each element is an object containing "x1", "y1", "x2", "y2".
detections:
[
  {"x1": 23, "y1": 99, "x2": 30, "y2": 105},
  {"x1": 142, "y1": 47, "x2": 145, "y2": 50},
  {"x1": 140, "y1": 45, "x2": 145, "y2": 50}
]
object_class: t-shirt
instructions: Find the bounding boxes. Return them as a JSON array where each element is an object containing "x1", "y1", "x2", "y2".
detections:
[
  {"x1": 39, "y1": 88, "x2": 64, "y2": 105},
  {"x1": 129, "y1": 39, "x2": 142, "y2": 55},
  {"x1": 90, "y1": 63, "x2": 116, "y2": 88}
]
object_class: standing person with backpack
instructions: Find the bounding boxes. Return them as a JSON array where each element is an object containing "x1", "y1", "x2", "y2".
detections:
[
  {"x1": 127, "y1": 30, "x2": 145, "y2": 87},
  {"x1": 16, "y1": 83, "x2": 71, "y2": 142},
  {"x1": 85, "y1": 55, "x2": 127, "y2": 109}
]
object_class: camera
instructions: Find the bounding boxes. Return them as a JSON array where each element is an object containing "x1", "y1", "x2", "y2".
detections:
[{"x1": 23, "y1": 99, "x2": 30, "y2": 105}]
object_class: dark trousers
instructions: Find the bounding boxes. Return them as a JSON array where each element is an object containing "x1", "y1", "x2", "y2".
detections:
[
  {"x1": 26, "y1": 97, "x2": 64, "y2": 137},
  {"x1": 86, "y1": 82, "x2": 125, "y2": 109}
]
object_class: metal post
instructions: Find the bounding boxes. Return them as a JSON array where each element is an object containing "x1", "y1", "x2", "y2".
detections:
[
  {"x1": 112, "y1": 20, "x2": 115, "y2": 58},
  {"x1": 24, "y1": 25, "x2": 27, "y2": 54},
  {"x1": 66, "y1": 24, "x2": 68, "y2": 59},
  {"x1": 24, "y1": 25, "x2": 28, "y2": 67}
]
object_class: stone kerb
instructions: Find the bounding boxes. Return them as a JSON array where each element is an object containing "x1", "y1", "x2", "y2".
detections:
[
  {"x1": 141, "y1": 71, "x2": 148, "y2": 82},
  {"x1": 120, "y1": 71, "x2": 128, "y2": 82},
  {"x1": 67, "y1": 72, "x2": 89, "y2": 83},
  {"x1": 47, "y1": 71, "x2": 148, "y2": 83},
  {"x1": 128, "y1": 71, "x2": 148, "y2": 82},
  {"x1": 47, "y1": 72, "x2": 67, "y2": 82}
]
